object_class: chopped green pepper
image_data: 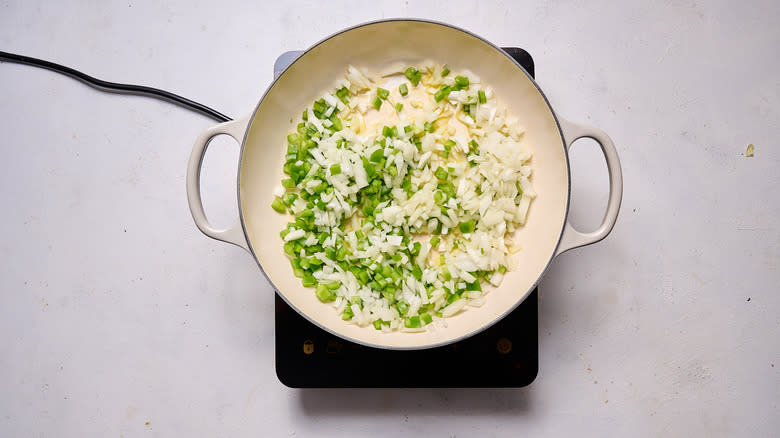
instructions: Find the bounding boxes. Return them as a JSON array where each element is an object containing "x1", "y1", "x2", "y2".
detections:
[
  {"x1": 459, "y1": 220, "x2": 476, "y2": 233},
  {"x1": 411, "y1": 265, "x2": 422, "y2": 281},
  {"x1": 271, "y1": 197, "x2": 286, "y2": 213},
  {"x1": 465, "y1": 281, "x2": 481, "y2": 292},
  {"x1": 454, "y1": 75, "x2": 469, "y2": 88},
  {"x1": 434, "y1": 85, "x2": 451, "y2": 102},
  {"x1": 335, "y1": 86, "x2": 350, "y2": 104},
  {"x1": 329, "y1": 115, "x2": 343, "y2": 131},
  {"x1": 369, "y1": 148, "x2": 384, "y2": 163},
  {"x1": 302, "y1": 274, "x2": 316, "y2": 288},
  {"x1": 315, "y1": 284, "x2": 336, "y2": 302},
  {"x1": 404, "y1": 316, "x2": 421, "y2": 328},
  {"x1": 404, "y1": 67, "x2": 421, "y2": 86}
]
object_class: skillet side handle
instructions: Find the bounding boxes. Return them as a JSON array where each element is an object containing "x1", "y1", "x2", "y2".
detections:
[
  {"x1": 554, "y1": 117, "x2": 623, "y2": 257},
  {"x1": 186, "y1": 115, "x2": 251, "y2": 252}
]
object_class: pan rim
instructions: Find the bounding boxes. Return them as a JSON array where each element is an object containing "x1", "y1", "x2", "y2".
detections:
[{"x1": 236, "y1": 18, "x2": 570, "y2": 350}]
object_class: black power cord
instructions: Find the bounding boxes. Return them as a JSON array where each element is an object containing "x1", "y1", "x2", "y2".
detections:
[{"x1": 0, "y1": 50, "x2": 232, "y2": 123}]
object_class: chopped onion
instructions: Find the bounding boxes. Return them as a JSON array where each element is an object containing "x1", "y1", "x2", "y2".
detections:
[{"x1": 273, "y1": 63, "x2": 535, "y2": 332}]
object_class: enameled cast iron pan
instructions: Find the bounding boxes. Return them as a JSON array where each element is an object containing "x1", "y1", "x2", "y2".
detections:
[{"x1": 186, "y1": 19, "x2": 623, "y2": 350}]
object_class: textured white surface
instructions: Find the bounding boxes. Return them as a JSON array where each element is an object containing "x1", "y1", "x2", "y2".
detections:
[{"x1": 1, "y1": 1, "x2": 778, "y2": 436}]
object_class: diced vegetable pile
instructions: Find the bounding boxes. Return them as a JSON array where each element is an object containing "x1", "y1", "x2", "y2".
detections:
[{"x1": 272, "y1": 63, "x2": 535, "y2": 332}]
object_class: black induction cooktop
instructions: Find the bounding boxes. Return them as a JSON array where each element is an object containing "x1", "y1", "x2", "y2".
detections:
[{"x1": 274, "y1": 47, "x2": 538, "y2": 388}]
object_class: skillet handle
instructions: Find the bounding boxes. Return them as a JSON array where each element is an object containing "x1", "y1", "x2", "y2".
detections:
[
  {"x1": 186, "y1": 116, "x2": 251, "y2": 252},
  {"x1": 554, "y1": 117, "x2": 623, "y2": 256}
]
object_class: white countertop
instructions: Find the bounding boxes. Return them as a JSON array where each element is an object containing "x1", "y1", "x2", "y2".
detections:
[{"x1": 1, "y1": 1, "x2": 777, "y2": 436}]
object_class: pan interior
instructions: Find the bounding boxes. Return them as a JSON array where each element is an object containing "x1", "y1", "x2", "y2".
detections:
[{"x1": 239, "y1": 20, "x2": 568, "y2": 349}]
